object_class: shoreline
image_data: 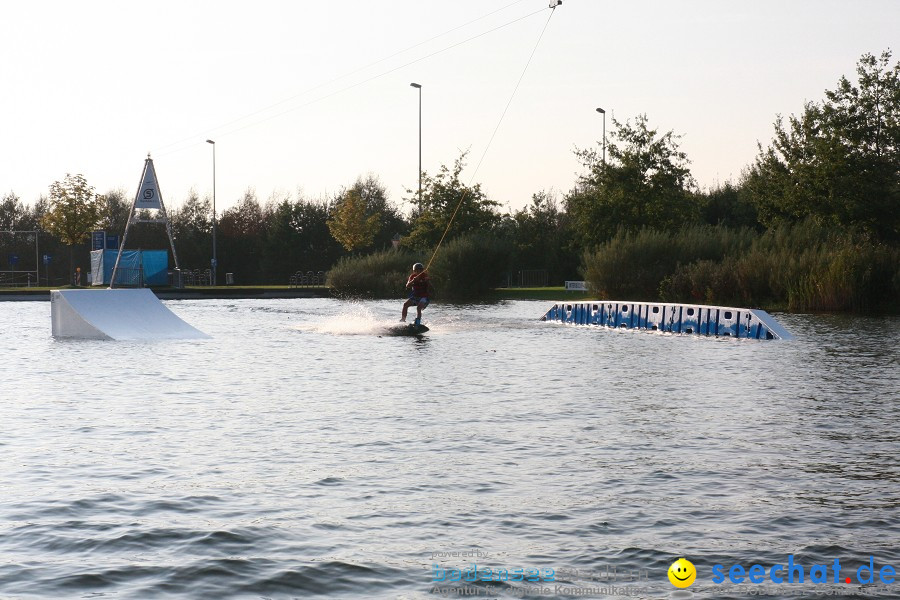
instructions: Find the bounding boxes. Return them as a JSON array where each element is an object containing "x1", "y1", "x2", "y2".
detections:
[
  {"x1": 1, "y1": 286, "x2": 895, "y2": 314},
  {"x1": 0, "y1": 286, "x2": 594, "y2": 302},
  {"x1": 0, "y1": 286, "x2": 333, "y2": 301}
]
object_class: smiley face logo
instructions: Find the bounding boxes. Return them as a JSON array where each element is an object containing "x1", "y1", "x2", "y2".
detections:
[{"x1": 668, "y1": 557, "x2": 696, "y2": 588}]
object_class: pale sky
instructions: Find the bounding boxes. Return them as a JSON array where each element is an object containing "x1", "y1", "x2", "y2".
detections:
[{"x1": 2, "y1": 0, "x2": 898, "y2": 216}]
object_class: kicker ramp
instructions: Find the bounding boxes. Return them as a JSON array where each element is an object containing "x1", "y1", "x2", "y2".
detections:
[
  {"x1": 542, "y1": 301, "x2": 792, "y2": 340},
  {"x1": 51, "y1": 289, "x2": 209, "y2": 340}
]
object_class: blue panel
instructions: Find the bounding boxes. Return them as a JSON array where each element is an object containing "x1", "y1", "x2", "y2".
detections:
[
  {"x1": 634, "y1": 304, "x2": 647, "y2": 329},
  {"x1": 104, "y1": 250, "x2": 140, "y2": 284},
  {"x1": 602, "y1": 303, "x2": 615, "y2": 327},
  {"x1": 615, "y1": 303, "x2": 629, "y2": 328},
  {"x1": 94, "y1": 250, "x2": 169, "y2": 286},
  {"x1": 716, "y1": 308, "x2": 738, "y2": 337},
  {"x1": 646, "y1": 304, "x2": 663, "y2": 331},
  {"x1": 681, "y1": 306, "x2": 700, "y2": 335},
  {"x1": 142, "y1": 250, "x2": 169, "y2": 285},
  {"x1": 588, "y1": 304, "x2": 601, "y2": 325},
  {"x1": 658, "y1": 304, "x2": 669, "y2": 333},
  {"x1": 699, "y1": 307, "x2": 715, "y2": 336}
]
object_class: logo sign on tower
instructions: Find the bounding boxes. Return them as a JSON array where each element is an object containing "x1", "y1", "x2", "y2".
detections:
[{"x1": 135, "y1": 161, "x2": 162, "y2": 210}]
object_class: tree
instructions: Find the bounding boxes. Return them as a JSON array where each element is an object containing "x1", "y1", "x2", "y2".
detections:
[
  {"x1": 0, "y1": 192, "x2": 36, "y2": 230},
  {"x1": 97, "y1": 188, "x2": 131, "y2": 234},
  {"x1": 345, "y1": 174, "x2": 407, "y2": 249},
  {"x1": 259, "y1": 193, "x2": 346, "y2": 283},
  {"x1": 403, "y1": 151, "x2": 500, "y2": 251},
  {"x1": 219, "y1": 188, "x2": 264, "y2": 237},
  {"x1": 745, "y1": 50, "x2": 900, "y2": 239},
  {"x1": 0, "y1": 192, "x2": 41, "y2": 282},
  {"x1": 260, "y1": 197, "x2": 302, "y2": 282},
  {"x1": 504, "y1": 190, "x2": 580, "y2": 283},
  {"x1": 697, "y1": 182, "x2": 759, "y2": 228},
  {"x1": 327, "y1": 188, "x2": 381, "y2": 251},
  {"x1": 218, "y1": 188, "x2": 265, "y2": 282},
  {"x1": 289, "y1": 196, "x2": 345, "y2": 272},
  {"x1": 41, "y1": 174, "x2": 102, "y2": 279},
  {"x1": 566, "y1": 114, "x2": 698, "y2": 249},
  {"x1": 170, "y1": 189, "x2": 212, "y2": 269}
]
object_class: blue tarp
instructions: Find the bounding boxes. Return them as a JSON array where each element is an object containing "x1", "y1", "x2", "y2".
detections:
[
  {"x1": 90, "y1": 250, "x2": 169, "y2": 286},
  {"x1": 140, "y1": 250, "x2": 168, "y2": 285}
]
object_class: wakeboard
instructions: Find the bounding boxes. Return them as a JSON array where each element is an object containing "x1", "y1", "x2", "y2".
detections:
[{"x1": 385, "y1": 323, "x2": 429, "y2": 336}]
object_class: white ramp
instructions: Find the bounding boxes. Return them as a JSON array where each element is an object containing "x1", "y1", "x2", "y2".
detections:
[{"x1": 51, "y1": 289, "x2": 209, "y2": 340}]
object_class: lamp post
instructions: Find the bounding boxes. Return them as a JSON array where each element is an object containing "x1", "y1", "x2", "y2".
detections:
[
  {"x1": 205, "y1": 139, "x2": 217, "y2": 286},
  {"x1": 410, "y1": 82, "x2": 422, "y2": 204},
  {"x1": 595, "y1": 107, "x2": 606, "y2": 164}
]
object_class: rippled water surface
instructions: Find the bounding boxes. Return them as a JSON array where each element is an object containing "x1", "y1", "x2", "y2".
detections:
[{"x1": 1, "y1": 299, "x2": 898, "y2": 599}]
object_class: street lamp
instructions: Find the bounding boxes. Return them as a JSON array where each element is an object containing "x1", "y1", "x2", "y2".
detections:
[
  {"x1": 205, "y1": 139, "x2": 217, "y2": 286},
  {"x1": 595, "y1": 107, "x2": 606, "y2": 164},
  {"x1": 410, "y1": 82, "x2": 422, "y2": 204}
]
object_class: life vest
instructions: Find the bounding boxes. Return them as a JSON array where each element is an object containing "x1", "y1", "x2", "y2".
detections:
[{"x1": 410, "y1": 272, "x2": 430, "y2": 297}]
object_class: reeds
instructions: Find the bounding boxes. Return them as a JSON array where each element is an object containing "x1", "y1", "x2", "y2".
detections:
[
  {"x1": 429, "y1": 233, "x2": 512, "y2": 300},
  {"x1": 584, "y1": 221, "x2": 899, "y2": 312},
  {"x1": 325, "y1": 233, "x2": 513, "y2": 300},
  {"x1": 327, "y1": 250, "x2": 416, "y2": 298}
]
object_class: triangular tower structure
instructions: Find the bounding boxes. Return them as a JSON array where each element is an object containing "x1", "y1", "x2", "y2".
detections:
[{"x1": 111, "y1": 155, "x2": 180, "y2": 288}]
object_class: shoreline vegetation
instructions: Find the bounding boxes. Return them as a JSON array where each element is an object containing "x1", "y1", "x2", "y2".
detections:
[
  {"x1": 2, "y1": 51, "x2": 897, "y2": 314},
  {"x1": 4, "y1": 283, "x2": 895, "y2": 316},
  {"x1": 584, "y1": 222, "x2": 900, "y2": 314}
]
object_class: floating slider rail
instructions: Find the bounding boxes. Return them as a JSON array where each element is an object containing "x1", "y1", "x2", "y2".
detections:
[{"x1": 541, "y1": 301, "x2": 793, "y2": 340}]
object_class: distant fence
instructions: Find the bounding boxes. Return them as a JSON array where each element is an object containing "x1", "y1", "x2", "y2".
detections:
[
  {"x1": 0, "y1": 271, "x2": 39, "y2": 287},
  {"x1": 182, "y1": 269, "x2": 213, "y2": 286},
  {"x1": 110, "y1": 267, "x2": 144, "y2": 288},
  {"x1": 501, "y1": 269, "x2": 549, "y2": 288},
  {"x1": 289, "y1": 270, "x2": 327, "y2": 287}
]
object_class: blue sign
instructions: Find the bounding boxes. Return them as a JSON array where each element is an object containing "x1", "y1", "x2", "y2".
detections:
[
  {"x1": 8, "y1": 254, "x2": 19, "y2": 266},
  {"x1": 106, "y1": 234, "x2": 120, "y2": 250},
  {"x1": 43, "y1": 254, "x2": 52, "y2": 266},
  {"x1": 92, "y1": 230, "x2": 106, "y2": 251}
]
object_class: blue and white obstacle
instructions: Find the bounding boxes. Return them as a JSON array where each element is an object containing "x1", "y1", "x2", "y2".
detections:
[{"x1": 542, "y1": 301, "x2": 792, "y2": 340}]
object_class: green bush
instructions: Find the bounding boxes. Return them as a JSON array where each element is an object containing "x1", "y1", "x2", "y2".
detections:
[
  {"x1": 430, "y1": 233, "x2": 513, "y2": 300},
  {"x1": 325, "y1": 233, "x2": 513, "y2": 301},
  {"x1": 586, "y1": 220, "x2": 899, "y2": 312},
  {"x1": 583, "y1": 225, "x2": 755, "y2": 299},
  {"x1": 327, "y1": 250, "x2": 416, "y2": 298},
  {"x1": 660, "y1": 258, "x2": 739, "y2": 305}
]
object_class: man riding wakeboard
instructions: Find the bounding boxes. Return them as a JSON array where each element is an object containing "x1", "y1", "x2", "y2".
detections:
[{"x1": 400, "y1": 262, "x2": 433, "y2": 326}]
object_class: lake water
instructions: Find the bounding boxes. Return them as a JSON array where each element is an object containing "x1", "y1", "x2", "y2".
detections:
[{"x1": 0, "y1": 298, "x2": 898, "y2": 599}]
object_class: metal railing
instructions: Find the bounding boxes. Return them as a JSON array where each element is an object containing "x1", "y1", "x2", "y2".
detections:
[
  {"x1": 0, "y1": 271, "x2": 39, "y2": 287},
  {"x1": 289, "y1": 270, "x2": 327, "y2": 287},
  {"x1": 110, "y1": 267, "x2": 144, "y2": 288},
  {"x1": 178, "y1": 269, "x2": 213, "y2": 286},
  {"x1": 500, "y1": 269, "x2": 549, "y2": 288}
]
